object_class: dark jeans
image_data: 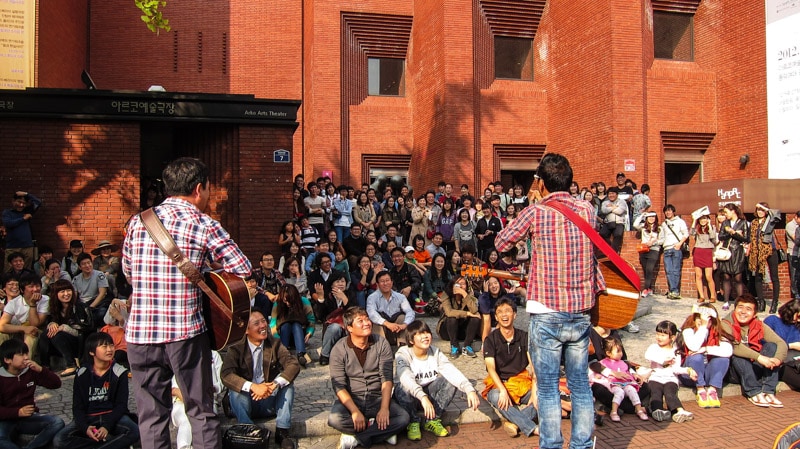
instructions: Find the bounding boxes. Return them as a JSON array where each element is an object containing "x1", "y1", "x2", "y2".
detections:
[
  {"x1": 751, "y1": 251, "x2": 780, "y2": 304},
  {"x1": 639, "y1": 250, "x2": 660, "y2": 290},
  {"x1": 730, "y1": 341, "x2": 780, "y2": 397},
  {"x1": 648, "y1": 381, "x2": 682, "y2": 412},
  {"x1": 599, "y1": 222, "x2": 624, "y2": 254},
  {"x1": 374, "y1": 313, "x2": 405, "y2": 346},
  {"x1": 393, "y1": 375, "x2": 456, "y2": 422},
  {"x1": 328, "y1": 396, "x2": 409, "y2": 447},
  {"x1": 38, "y1": 330, "x2": 81, "y2": 368},
  {"x1": 0, "y1": 413, "x2": 65, "y2": 449},
  {"x1": 443, "y1": 316, "x2": 480, "y2": 348},
  {"x1": 792, "y1": 256, "x2": 800, "y2": 299},
  {"x1": 53, "y1": 414, "x2": 139, "y2": 449}
]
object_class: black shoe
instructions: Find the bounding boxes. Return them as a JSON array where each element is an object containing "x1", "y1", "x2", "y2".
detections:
[
  {"x1": 319, "y1": 355, "x2": 329, "y2": 366},
  {"x1": 297, "y1": 352, "x2": 307, "y2": 368},
  {"x1": 769, "y1": 300, "x2": 779, "y2": 314},
  {"x1": 758, "y1": 298, "x2": 766, "y2": 313},
  {"x1": 276, "y1": 428, "x2": 296, "y2": 449}
]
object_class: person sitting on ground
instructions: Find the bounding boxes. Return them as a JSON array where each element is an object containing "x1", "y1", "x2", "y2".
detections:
[
  {"x1": 254, "y1": 251, "x2": 286, "y2": 300},
  {"x1": 282, "y1": 254, "x2": 309, "y2": 298},
  {"x1": 317, "y1": 272, "x2": 354, "y2": 367},
  {"x1": 90, "y1": 241, "x2": 120, "y2": 295},
  {"x1": 725, "y1": 293, "x2": 788, "y2": 407},
  {"x1": 71, "y1": 253, "x2": 109, "y2": 328},
  {"x1": 100, "y1": 298, "x2": 129, "y2": 369},
  {"x1": 388, "y1": 247, "x2": 423, "y2": 306},
  {"x1": 40, "y1": 279, "x2": 93, "y2": 377},
  {"x1": 366, "y1": 271, "x2": 415, "y2": 347},
  {"x1": 269, "y1": 284, "x2": 315, "y2": 368},
  {"x1": 0, "y1": 338, "x2": 64, "y2": 448},
  {"x1": 327, "y1": 307, "x2": 410, "y2": 449},
  {"x1": 439, "y1": 276, "x2": 481, "y2": 359},
  {"x1": 61, "y1": 240, "x2": 84, "y2": 279},
  {"x1": 478, "y1": 277, "x2": 506, "y2": 342},
  {"x1": 0, "y1": 274, "x2": 49, "y2": 362},
  {"x1": 677, "y1": 302, "x2": 733, "y2": 408},
  {"x1": 589, "y1": 335, "x2": 649, "y2": 422},
  {"x1": 643, "y1": 320, "x2": 697, "y2": 423},
  {"x1": 403, "y1": 245, "x2": 427, "y2": 280},
  {"x1": 6, "y1": 252, "x2": 34, "y2": 279},
  {"x1": 764, "y1": 299, "x2": 800, "y2": 390},
  {"x1": 421, "y1": 253, "x2": 452, "y2": 311},
  {"x1": 0, "y1": 273, "x2": 19, "y2": 312},
  {"x1": 588, "y1": 325, "x2": 651, "y2": 416},
  {"x1": 53, "y1": 332, "x2": 139, "y2": 449},
  {"x1": 33, "y1": 246, "x2": 54, "y2": 279},
  {"x1": 308, "y1": 252, "x2": 345, "y2": 322},
  {"x1": 221, "y1": 310, "x2": 301, "y2": 449},
  {"x1": 40, "y1": 259, "x2": 71, "y2": 296},
  {"x1": 171, "y1": 350, "x2": 223, "y2": 449},
  {"x1": 394, "y1": 320, "x2": 479, "y2": 441},
  {"x1": 481, "y1": 297, "x2": 539, "y2": 439}
]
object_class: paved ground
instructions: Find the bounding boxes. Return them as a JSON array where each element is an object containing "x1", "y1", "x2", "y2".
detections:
[{"x1": 33, "y1": 292, "x2": 799, "y2": 448}]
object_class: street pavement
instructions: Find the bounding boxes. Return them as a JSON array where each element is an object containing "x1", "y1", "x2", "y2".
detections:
[{"x1": 33, "y1": 292, "x2": 799, "y2": 448}]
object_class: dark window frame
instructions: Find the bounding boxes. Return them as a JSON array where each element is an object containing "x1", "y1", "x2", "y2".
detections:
[
  {"x1": 653, "y1": 11, "x2": 695, "y2": 61},
  {"x1": 494, "y1": 36, "x2": 534, "y2": 81},
  {"x1": 368, "y1": 57, "x2": 406, "y2": 96}
]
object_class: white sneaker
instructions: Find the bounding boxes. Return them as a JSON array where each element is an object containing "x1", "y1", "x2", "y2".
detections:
[
  {"x1": 385, "y1": 434, "x2": 397, "y2": 445},
  {"x1": 624, "y1": 322, "x2": 640, "y2": 333},
  {"x1": 337, "y1": 433, "x2": 358, "y2": 449}
]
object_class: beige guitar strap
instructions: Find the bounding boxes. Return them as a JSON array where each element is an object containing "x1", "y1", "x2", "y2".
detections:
[{"x1": 139, "y1": 208, "x2": 232, "y2": 320}]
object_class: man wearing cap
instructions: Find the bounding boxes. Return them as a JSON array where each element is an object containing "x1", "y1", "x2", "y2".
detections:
[
  {"x1": 2, "y1": 191, "x2": 42, "y2": 272},
  {"x1": 599, "y1": 187, "x2": 628, "y2": 254},
  {"x1": 92, "y1": 240, "x2": 120, "y2": 296}
]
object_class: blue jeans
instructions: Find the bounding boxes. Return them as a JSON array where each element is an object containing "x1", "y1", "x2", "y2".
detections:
[
  {"x1": 486, "y1": 388, "x2": 538, "y2": 437},
  {"x1": 663, "y1": 248, "x2": 683, "y2": 294},
  {"x1": 228, "y1": 384, "x2": 295, "y2": 430},
  {"x1": 393, "y1": 375, "x2": 456, "y2": 423},
  {"x1": 335, "y1": 226, "x2": 351, "y2": 243},
  {"x1": 731, "y1": 341, "x2": 780, "y2": 397},
  {"x1": 321, "y1": 323, "x2": 347, "y2": 358},
  {"x1": 279, "y1": 322, "x2": 306, "y2": 354},
  {"x1": 529, "y1": 312, "x2": 594, "y2": 449},
  {"x1": 0, "y1": 413, "x2": 65, "y2": 449},
  {"x1": 327, "y1": 397, "x2": 409, "y2": 447},
  {"x1": 682, "y1": 354, "x2": 729, "y2": 389},
  {"x1": 53, "y1": 414, "x2": 139, "y2": 449}
]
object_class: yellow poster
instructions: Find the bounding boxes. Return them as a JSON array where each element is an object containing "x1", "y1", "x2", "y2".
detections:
[{"x1": 0, "y1": 0, "x2": 35, "y2": 89}]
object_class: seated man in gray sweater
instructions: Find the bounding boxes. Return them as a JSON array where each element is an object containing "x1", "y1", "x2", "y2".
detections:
[{"x1": 327, "y1": 307, "x2": 409, "y2": 449}]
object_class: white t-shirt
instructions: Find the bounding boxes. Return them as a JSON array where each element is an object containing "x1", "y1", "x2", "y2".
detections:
[
  {"x1": 72, "y1": 270, "x2": 109, "y2": 303},
  {"x1": 408, "y1": 353, "x2": 440, "y2": 387},
  {"x1": 3, "y1": 295, "x2": 49, "y2": 325}
]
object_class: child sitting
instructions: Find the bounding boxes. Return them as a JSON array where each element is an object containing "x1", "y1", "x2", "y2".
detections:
[
  {"x1": 53, "y1": 332, "x2": 139, "y2": 448},
  {"x1": 643, "y1": 320, "x2": 697, "y2": 423},
  {"x1": 590, "y1": 335, "x2": 648, "y2": 422},
  {"x1": 0, "y1": 339, "x2": 65, "y2": 448}
]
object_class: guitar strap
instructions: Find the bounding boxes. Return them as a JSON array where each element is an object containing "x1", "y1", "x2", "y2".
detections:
[
  {"x1": 544, "y1": 200, "x2": 641, "y2": 291},
  {"x1": 139, "y1": 208, "x2": 231, "y2": 319}
]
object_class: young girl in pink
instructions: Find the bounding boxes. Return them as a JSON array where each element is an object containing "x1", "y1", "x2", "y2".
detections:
[{"x1": 590, "y1": 335, "x2": 648, "y2": 422}]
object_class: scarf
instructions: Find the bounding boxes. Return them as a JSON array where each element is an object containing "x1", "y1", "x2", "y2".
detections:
[{"x1": 727, "y1": 317, "x2": 764, "y2": 352}]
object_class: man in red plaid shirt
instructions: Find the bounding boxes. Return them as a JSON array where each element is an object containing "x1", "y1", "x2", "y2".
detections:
[
  {"x1": 123, "y1": 158, "x2": 251, "y2": 449},
  {"x1": 496, "y1": 153, "x2": 604, "y2": 449}
]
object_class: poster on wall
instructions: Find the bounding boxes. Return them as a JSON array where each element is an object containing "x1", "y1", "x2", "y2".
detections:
[
  {"x1": 0, "y1": 0, "x2": 34, "y2": 89},
  {"x1": 766, "y1": 0, "x2": 800, "y2": 179}
]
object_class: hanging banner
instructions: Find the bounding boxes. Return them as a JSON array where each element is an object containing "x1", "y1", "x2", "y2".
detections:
[{"x1": 0, "y1": 0, "x2": 35, "y2": 89}]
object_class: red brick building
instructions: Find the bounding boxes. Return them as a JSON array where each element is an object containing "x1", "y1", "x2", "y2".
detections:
[{"x1": 1, "y1": 0, "x2": 781, "y2": 296}]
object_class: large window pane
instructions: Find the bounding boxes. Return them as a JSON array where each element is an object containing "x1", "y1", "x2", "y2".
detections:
[
  {"x1": 368, "y1": 58, "x2": 405, "y2": 96},
  {"x1": 495, "y1": 37, "x2": 533, "y2": 80},
  {"x1": 653, "y1": 12, "x2": 694, "y2": 61}
]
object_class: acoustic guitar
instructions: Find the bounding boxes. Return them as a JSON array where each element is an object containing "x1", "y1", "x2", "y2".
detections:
[
  {"x1": 202, "y1": 270, "x2": 251, "y2": 350},
  {"x1": 460, "y1": 261, "x2": 640, "y2": 330}
]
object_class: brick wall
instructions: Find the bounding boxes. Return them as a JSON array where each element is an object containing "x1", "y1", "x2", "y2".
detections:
[
  {"x1": 36, "y1": 0, "x2": 87, "y2": 88},
  {"x1": 0, "y1": 120, "x2": 140, "y2": 255}
]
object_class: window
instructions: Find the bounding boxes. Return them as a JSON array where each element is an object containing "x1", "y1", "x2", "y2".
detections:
[
  {"x1": 653, "y1": 11, "x2": 694, "y2": 61},
  {"x1": 494, "y1": 37, "x2": 533, "y2": 80},
  {"x1": 368, "y1": 58, "x2": 405, "y2": 96}
]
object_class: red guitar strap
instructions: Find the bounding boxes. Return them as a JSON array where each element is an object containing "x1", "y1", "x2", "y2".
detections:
[{"x1": 545, "y1": 200, "x2": 641, "y2": 291}]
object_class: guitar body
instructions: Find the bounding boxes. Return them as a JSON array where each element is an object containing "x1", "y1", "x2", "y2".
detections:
[
  {"x1": 593, "y1": 257, "x2": 640, "y2": 330},
  {"x1": 202, "y1": 271, "x2": 251, "y2": 350}
]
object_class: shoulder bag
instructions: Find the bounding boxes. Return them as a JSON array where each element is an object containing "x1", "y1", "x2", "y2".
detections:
[
  {"x1": 665, "y1": 221, "x2": 690, "y2": 259},
  {"x1": 714, "y1": 240, "x2": 732, "y2": 261}
]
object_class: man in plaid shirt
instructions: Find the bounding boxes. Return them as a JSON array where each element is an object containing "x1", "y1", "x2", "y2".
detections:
[
  {"x1": 123, "y1": 158, "x2": 251, "y2": 449},
  {"x1": 496, "y1": 153, "x2": 605, "y2": 449}
]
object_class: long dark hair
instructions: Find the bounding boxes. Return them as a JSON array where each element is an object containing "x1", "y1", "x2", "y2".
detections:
[
  {"x1": 275, "y1": 284, "x2": 305, "y2": 321},
  {"x1": 49, "y1": 279, "x2": 77, "y2": 323},
  {"x1": 430, "y1": 254, "x2": 448, "y2": 282}
]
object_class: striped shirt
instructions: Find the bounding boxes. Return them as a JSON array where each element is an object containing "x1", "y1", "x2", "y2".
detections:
[
  {"x1": 122, "y1": 197, "x2": 252, "y2": 344},
  {"x1": 495, "y1": 192, "x2": 605, "y2": 313}
]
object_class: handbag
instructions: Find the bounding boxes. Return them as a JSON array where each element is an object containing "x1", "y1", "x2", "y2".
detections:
[
  {"x1": 665, "y1": 221, "x2": 690, "y2": 259},
  {"x1": 714, "y1": 241, "x2": 732, "y2": 261},
  {"x1": 636, "y1": 243, "x2": 651, "y2": 254},
  {"x1": 776, "y1": 239, "x2": 788, "y2": 264},
  {"x1": 223, "y1": 424, "x2": 270, "y2": 449}
]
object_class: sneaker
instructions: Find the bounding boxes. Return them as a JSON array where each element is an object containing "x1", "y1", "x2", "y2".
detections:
[
  {"x1": 722, "y1": 302, "x2": 730, "y2": 311},
  {"x1": 407, "y1": 422, "x2": 422, "y2": 441},
  {"x1": 707, "y1": 389, "x2": 721, "y2": 408},
  {"x1": 297, "y1": 353, "x2": 307, "y2": 368},
  {"x1": 450, "y1": 346, "x2": 460, "y2": 359},
  {"x1": 424, "y1": 418, "x2": 449, "y2": 437},
  {"x1": 672, "y1": 409, "x2": 694, "y2": 423},
  {"x1": 651, "y1": 409, "x2": 671, "y2": 422},
  {"x1": 385, "y1": 434, "x2": 397, "y2": 445},
  {"x1": 462, "y1": 346, "x2": 477, "y2": 358},
  {"x1": 337, "y1": 433, "x2": 358, "y2": 449},
  {"x1": 696, "y1": 390, "x2": 711, "y2": 408},
  {"x1": 501, "y1": 420, "x2": 520, "y2": 438},
  {"x1": 623, "y1": 322, "x2": 640, "y2": 333}
]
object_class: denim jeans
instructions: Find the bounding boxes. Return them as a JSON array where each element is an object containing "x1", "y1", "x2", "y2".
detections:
[
  {"x1": 53, "y1": 414, "x2": 139, "y2": 449},
  {"x1": 321, "y1": 323, "x2": 346, "y2": 358},
  {"x1": 529, "y1": 312, "x2": 593, "y2": 449},
  {"x1": 393, "y1": 375, "x2": 456, "y2": 423},
  {"x1": 731, "y1": 341, "x2": 780, "y2": 397},
  {"x1": 682, "y1": 354, "x2": 729, "y2": 389},
  {"x1": 335, "y1": 226, "x2": 351, "y2": 244},
  {"x1": 327, "y1": 397, "x2": 409, "y2": 447},
  {"x1": 663, "y1": 248, "x2": 683, "y2": 294},
  {"x1": 228, "y1": 384, "x2": 295, "y2": 429},
  {"x1": 0, "y1": 413, "x2": 65, "y2": 449},
  {"x1": 486, "y1": 388, "x2": 538, "y2": 437},
  {"x1": 279, "y1": 322, "x2": 306, "y2": 354}
]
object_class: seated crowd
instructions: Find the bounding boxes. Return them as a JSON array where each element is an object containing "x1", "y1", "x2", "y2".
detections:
[{"x1": 0, "y1": 172, "x2": 798, "y2": 449}]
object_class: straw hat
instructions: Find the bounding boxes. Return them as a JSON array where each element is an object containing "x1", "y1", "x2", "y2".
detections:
[{"x1": 91, "y1": 240, "x2": 119, "y2": 255}]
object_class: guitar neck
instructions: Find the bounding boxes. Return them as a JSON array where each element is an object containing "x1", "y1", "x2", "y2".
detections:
[{"x1": 483, "y1": 268, "x2": 525, "y2": 282}]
